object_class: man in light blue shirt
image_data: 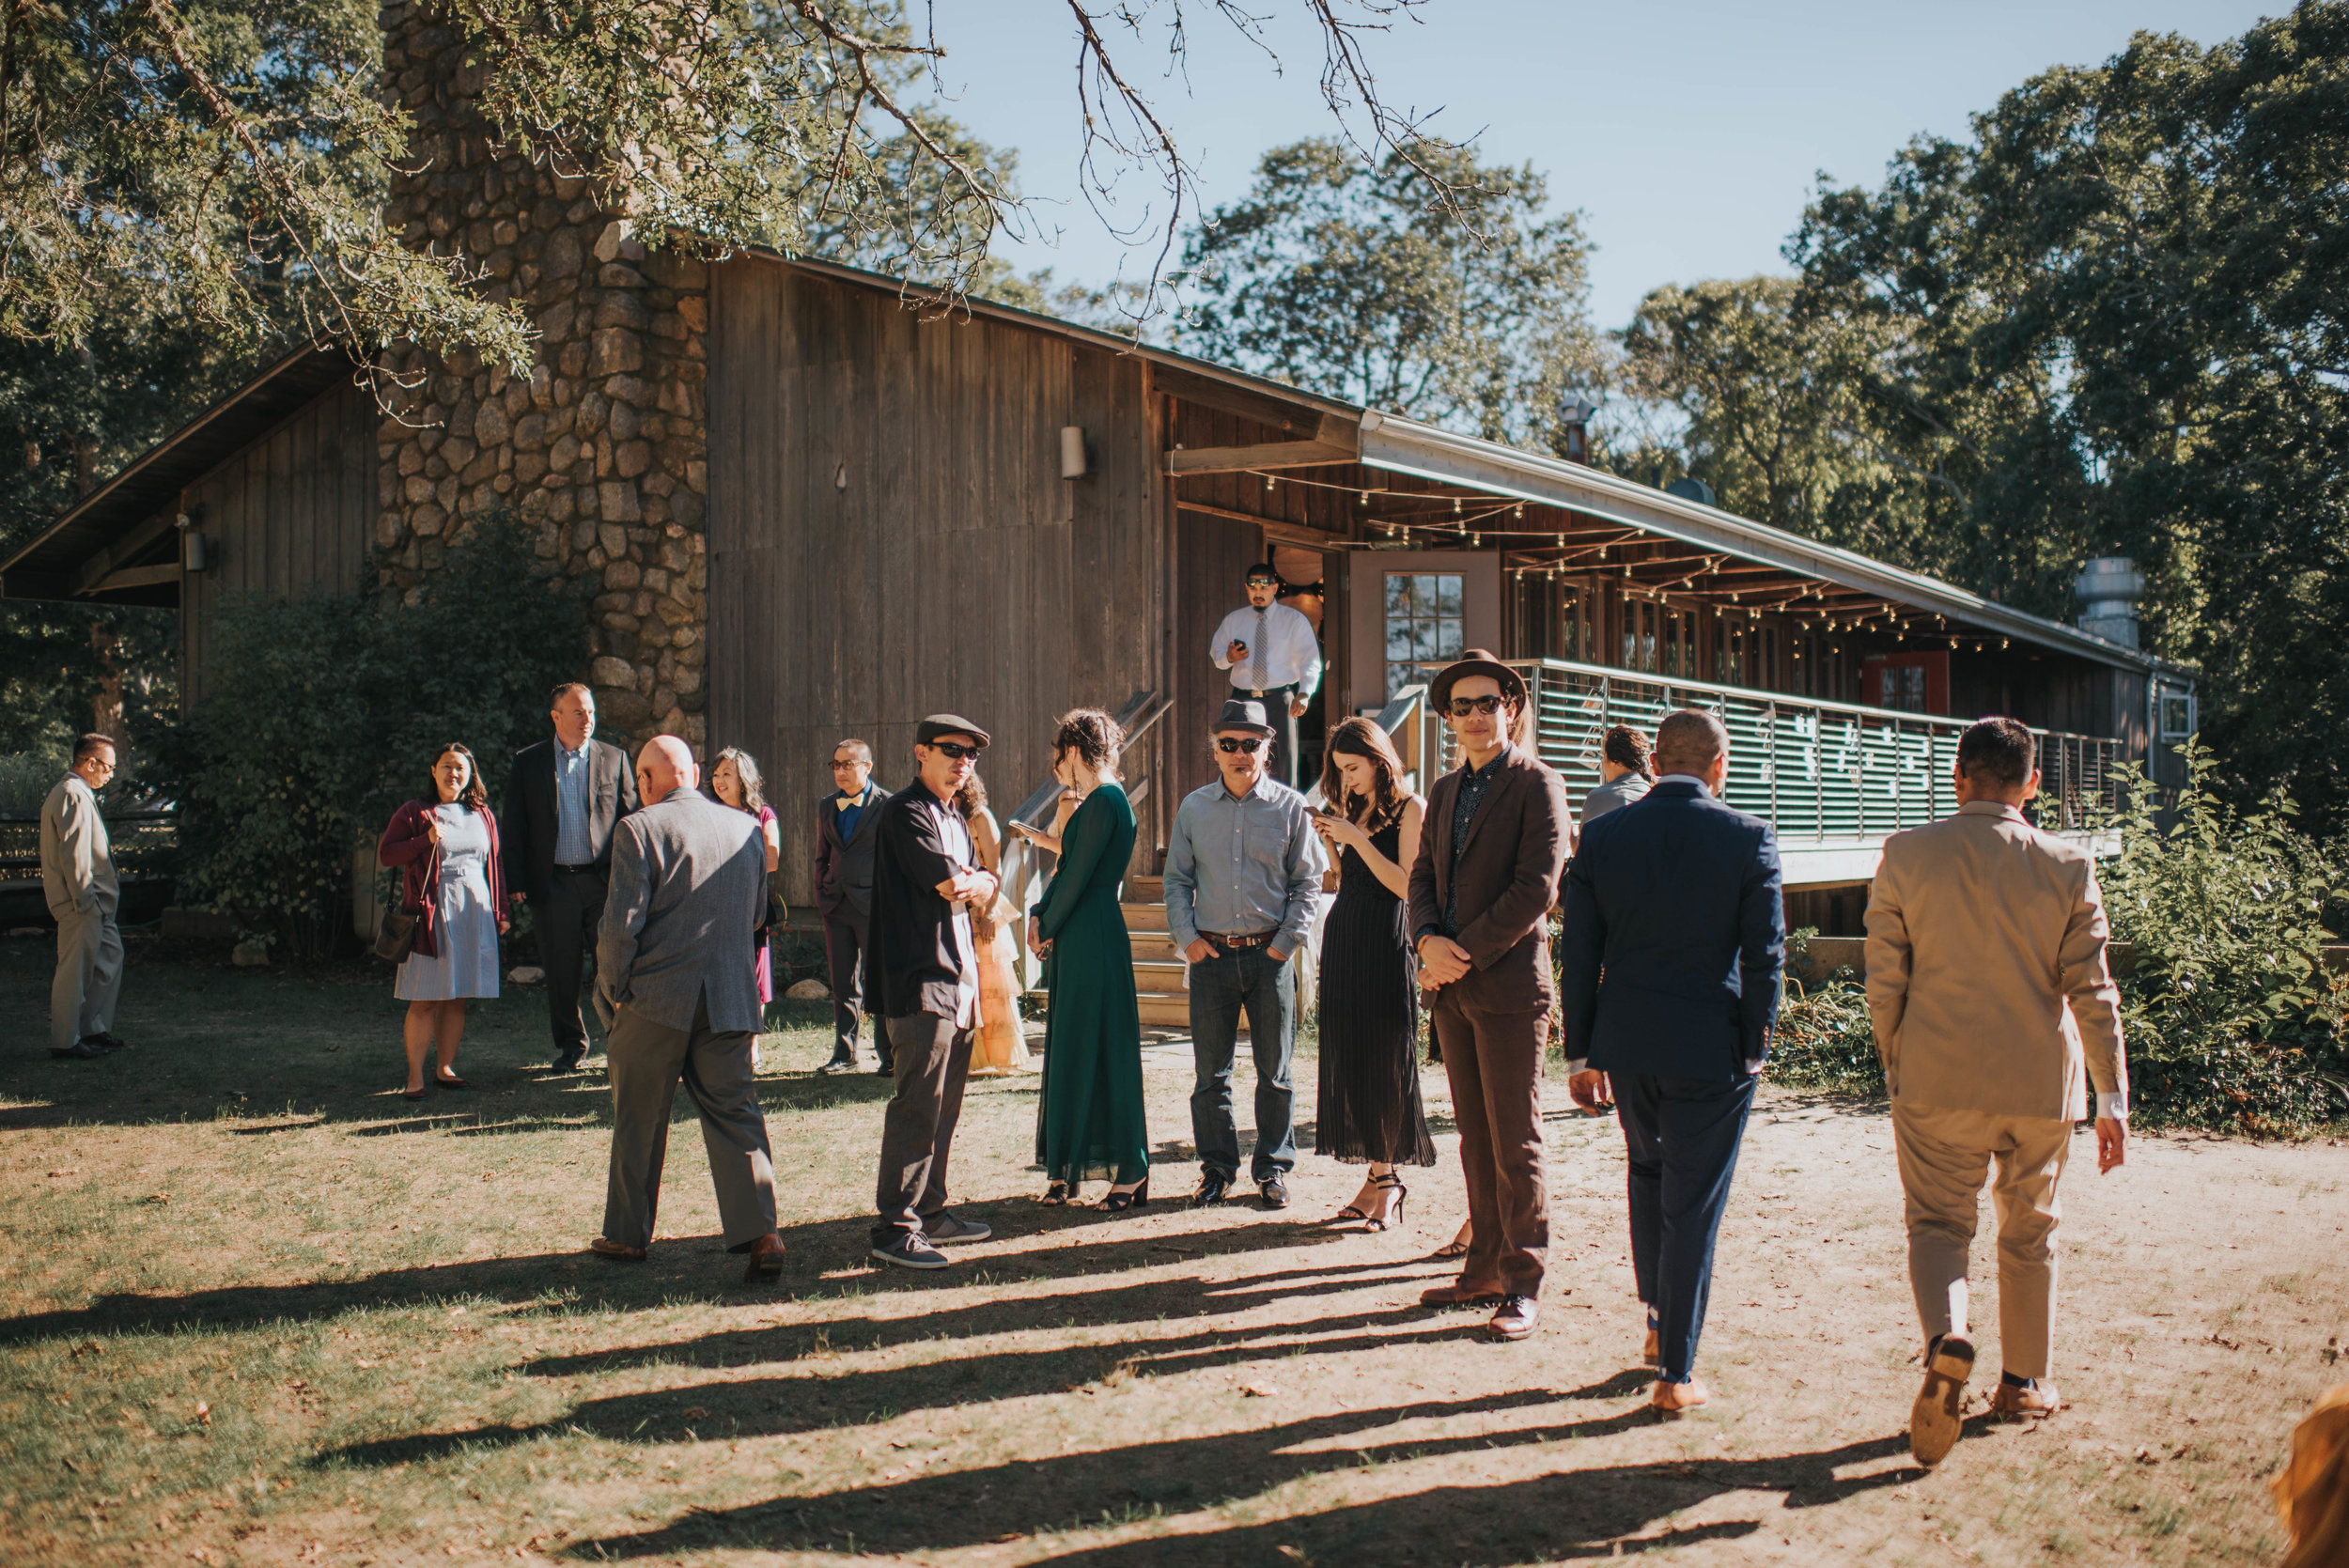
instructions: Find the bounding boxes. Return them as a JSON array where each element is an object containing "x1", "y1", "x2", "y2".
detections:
[{"x1": 1165, "y1": 698, "x2": 1327, "y2": 1210}]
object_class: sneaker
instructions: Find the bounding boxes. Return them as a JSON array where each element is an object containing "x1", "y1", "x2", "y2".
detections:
[
  {"x1": 1910, "y1": 1334, "x2": 1976, "y2": 1467},
  {"x1": 870, "y1": 1233, "x2": 951, "y2": 1270},
  {"x1": 925, "y1": 1213, "x2": 992, "y2": 1245}
]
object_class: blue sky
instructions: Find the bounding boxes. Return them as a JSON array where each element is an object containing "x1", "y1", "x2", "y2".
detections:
[{"x1": 912, "y1": 0, "x2": 2279, "y2": 329}]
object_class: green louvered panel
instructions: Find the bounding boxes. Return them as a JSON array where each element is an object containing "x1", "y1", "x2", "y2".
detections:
[
  {"x1": 1771, "y1": 707, "x2": 1825, "y2": 839},
  {"x1": 1714, "y1": 693, "x2": 1775, "y2": 818},
  {"x1": 1817, "y1": 716, "x2": 1864, "y2": 838}
]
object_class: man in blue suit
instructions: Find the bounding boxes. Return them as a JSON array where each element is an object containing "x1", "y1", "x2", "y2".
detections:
[{"x1": 1559, "y1": 707, "x2": 1785, "y2": 1415}]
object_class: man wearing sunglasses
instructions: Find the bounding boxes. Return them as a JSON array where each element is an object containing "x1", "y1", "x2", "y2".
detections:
[
  {"x1": 1208, "y1": 563, "x2": 1322, "y2": 790},
  {"x1": 1165, "y1": 699, "x2": 1329, "y2": 1209},
  {"x1": 1406, "y1": 652, "x2": 1573, "y2": 1344},
  {"x1": 41, "y1": 733, "x2": 129, "y2": 1061},
  {"x1": 865, "y1": 715, "x2": 1002, "y2": 1269}
]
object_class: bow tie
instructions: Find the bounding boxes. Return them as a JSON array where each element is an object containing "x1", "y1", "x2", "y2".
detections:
[{"x1": 836, "y1": 795, "x2": 860, "y2": 810}]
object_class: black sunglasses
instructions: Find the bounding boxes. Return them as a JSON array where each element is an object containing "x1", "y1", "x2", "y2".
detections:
[
  {"x1": 1216, "y1": 737, "x2": 1267, "y2": 754},
  {"x1": 926, "y1": 740, "x2": 981, "y2": 760},
  {"x1": 1245, "y1": 577, "x2": 1279, "y2": 588},
  {"x1": 1446, "y1": 695, "x2": 1507, "y2": 717}
]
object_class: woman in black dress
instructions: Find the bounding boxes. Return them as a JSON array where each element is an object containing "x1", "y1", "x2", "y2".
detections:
[{"x1": 1309, "y1": 717, "x2": 1435, "y2": 1230}]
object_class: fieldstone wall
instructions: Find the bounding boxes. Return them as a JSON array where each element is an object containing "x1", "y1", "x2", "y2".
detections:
[{"x1": 371, "y1": 0, "x2": 710, "y2": 748}]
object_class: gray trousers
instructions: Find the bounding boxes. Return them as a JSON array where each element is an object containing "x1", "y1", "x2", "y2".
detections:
[
  {"x1": 51, "y1": 900, "x2": 123, "y2": 1052},
  {"x1": 872, "y1": 1012, "x2": 973, "y2": 1243},
  {"x1": 601, "y1": 995, "x2": 777, "y2": 1250}
]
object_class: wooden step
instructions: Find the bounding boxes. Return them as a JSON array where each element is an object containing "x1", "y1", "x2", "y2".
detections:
[
  {"x1": 1128, "y1": 930, "x2": 1181, "y2": 961},
  {"x1": 1121, "y1": 902, "x2": 1169, "y2": 932},
  {"x1": 1126, "y1": 875, "x2": 1163, "y2": 900},
  {"x1": 1133, "y1": 959, "x2": 1189, "y2": 995},
  {"x1": 1138, "y1": 992, "x2": 1190, "y2": 1028}
]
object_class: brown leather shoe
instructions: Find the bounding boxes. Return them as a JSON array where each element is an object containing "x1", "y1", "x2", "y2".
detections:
[
  {"x1": 742, "y1": 1233, "x2": 785, "y2": 1282},
  {"x1": 588, "y1": 1236, "x2": 647, "y2": 1261},
  {"x1": 1909, "y1": 1335, "x2": 1975, "y2": 1467},
  {"x1": 1651, "y1": 1377, "x2": 1709, "y2": 1416},
  {"x1": 1642, "y1": 1327, "x2": 1661, "y2": 1368},
  {"x1": 1990, "y1": 1378, "x2": 2061, "y2": 1419},
  {"x1": 1487, "y1": 1296, "x2": 1538, "y2": 1341},
  {"x1": 1420, "y1": 1281, "x2": 1503, "y2": 1310}
]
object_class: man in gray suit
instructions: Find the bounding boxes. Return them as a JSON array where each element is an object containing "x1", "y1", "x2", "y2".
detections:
[
  {"x1": 590, "y1": 736, "x2": 785, "y2": 1280},
  {"x1": 41, "y1": 734, "x2": 128, "y2": 1062}
]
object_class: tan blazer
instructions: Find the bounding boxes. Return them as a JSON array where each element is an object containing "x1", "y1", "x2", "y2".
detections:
[
  {"x1": 39, "y1": 773, "x2": 117, "y2": 920},
  {"x1": 1864, "y1": 801, "x2": 2126, "y2": 1122}
]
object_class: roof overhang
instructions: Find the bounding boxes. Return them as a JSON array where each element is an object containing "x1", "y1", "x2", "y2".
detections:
[{"x1": 0, "y1": 340, "x2": 359, "y2": 605}]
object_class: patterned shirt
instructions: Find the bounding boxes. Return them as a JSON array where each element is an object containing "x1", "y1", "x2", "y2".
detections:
[
  {"x1": 553, "y1": 740, "x2": 593, "y2": 864},
  {"x1": 1442, "y1": 743, "x2": 1512, "y2": 937}
]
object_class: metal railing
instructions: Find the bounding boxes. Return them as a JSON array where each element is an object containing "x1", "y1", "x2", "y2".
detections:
[{"x1": 1376, "y1": 658, "x2": 2125, "y2": 844}]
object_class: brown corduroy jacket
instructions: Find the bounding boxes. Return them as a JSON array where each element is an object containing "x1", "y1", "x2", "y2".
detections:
[{"x1": 1406, "y1": 745, "x2": 1573, "y2": 1014}]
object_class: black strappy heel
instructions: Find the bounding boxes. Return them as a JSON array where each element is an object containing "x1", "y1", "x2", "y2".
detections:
[
  {"x1": 1365, "y1": 1172, "x2": 1408, "y2": 1232},
  {"x1": 1039, "y1": 1182, "x2": 1072, "y2": 1206},
  {"x1": 1099, "y1": 1176, "x2": 1150, "y2": 1213}
]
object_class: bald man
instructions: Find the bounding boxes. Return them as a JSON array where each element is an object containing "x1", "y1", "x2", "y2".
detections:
[{"x1": 591, "y1": 736, "x2": 785, "y2": 1280}]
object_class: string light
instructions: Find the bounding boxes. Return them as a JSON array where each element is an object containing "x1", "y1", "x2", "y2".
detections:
[
  {"x1": 1453, "y1": 498, "x2": 1463, "y2": 515},
  {"x1": 1359, "y1": 490, "x2": 1370, "y2": 506},
  {"x1": 1264, "y1": 474, "x2": 1276, "y2": 492}
]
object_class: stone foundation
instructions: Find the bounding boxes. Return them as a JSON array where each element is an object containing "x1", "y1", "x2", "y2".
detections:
[{"x1": 370, "y1": 1, "x2": 709, "y2": 749}]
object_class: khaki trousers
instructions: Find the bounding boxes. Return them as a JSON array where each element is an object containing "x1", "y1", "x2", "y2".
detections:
[
  {"x1": 1430, "y1": 992, "x2": 1549, "y2": 1298},
  {"x1": 600, "y1": 997, "x2": 777, "y2": 1251},
  {"x1": 1892, "y1": 1099, "x2": 2073, "y2": 1381},
  {"x1": 51, "y1": 900, "x2": 123, "y2": 1052}
]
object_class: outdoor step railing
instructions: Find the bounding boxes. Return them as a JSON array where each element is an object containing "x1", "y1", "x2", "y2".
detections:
[{"x1": 1375, "y1": 657, "x2": 2124, "y2": 843}]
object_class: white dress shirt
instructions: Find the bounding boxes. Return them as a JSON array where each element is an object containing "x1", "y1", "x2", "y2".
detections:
[{"x1": 1210, "y1": 601, "x2": 1322, "y2": 695}]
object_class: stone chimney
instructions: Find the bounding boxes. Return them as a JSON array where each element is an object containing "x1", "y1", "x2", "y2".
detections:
[{"x1": 371, "y1": 1, "x2": 711, "y2": 749}]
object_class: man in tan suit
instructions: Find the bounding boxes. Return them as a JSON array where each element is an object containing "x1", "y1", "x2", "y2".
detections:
[
  {"x1": 40, "y1": 734, "x2": 127, "y2": 1062},
  {"x1": 1865, "y1": 716, "x2": 2127, "y2": 1467}
]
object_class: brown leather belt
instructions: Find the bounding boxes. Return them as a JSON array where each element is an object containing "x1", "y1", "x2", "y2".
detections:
[{"x1": 1200, "y1": 930, "x2": 1279, "y2": 950}]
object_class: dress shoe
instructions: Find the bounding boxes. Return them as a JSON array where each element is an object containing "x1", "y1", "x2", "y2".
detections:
[
  {"x1": 1191, "y1": 1172, "x2": 1232, "y2": 1208},
  {"x1": 1488, "y1": 1296, "x2": 1539, "y2": 1341},
  {"x1": 1909, "y1": 1334, "x2": 1975, "y2": 1467},
  {"x1": 550, "y1": 1049, "x2": 584, "y2": 1073},
  {"x1": 588, "y1": 1236, "x2": 647, "y2": 1261},
  {"x1": 817, "y1": 1056, "x2": 858, "y2": 1076},
  {"x1": 925, "y1": 1213, "x2": 992, "y2": 1245},
  {"x1": 1258, "y1": 1176, "x2": 1291, "y2": 1210},
  {"x1": 1990, "y1": 1377, "x2": 2061, "y2": 1419},
  {"x1": 1420, "y1": 1281, "x2": 1503, "y2": 1310},
  {"x1": 50, "y1": 1039, "x2": 104, "y2": 1061},
  {"x1": 1651, "y1": 1377, "x2": 1710, "y2": 1416},
  {"x1": 741, "y1": 1234, "x2": 786, "y2": 1281},
  {"x1": 87, "y1": 1032, "x2": 130, "y2": 1050}
]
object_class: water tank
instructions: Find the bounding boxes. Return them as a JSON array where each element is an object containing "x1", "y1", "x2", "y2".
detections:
[{"x1": 2076, "y1": 556, "x2": 2144, "y2": 649}]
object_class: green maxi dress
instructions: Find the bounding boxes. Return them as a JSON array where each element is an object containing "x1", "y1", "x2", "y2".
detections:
[{"x1": 1034, "y1": 782, "x2": 1147, "y2": 1186}]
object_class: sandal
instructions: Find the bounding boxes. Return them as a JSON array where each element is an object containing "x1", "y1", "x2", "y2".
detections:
[
  {"x1": 1039, "y1": 1182, "x2": 1072, "y2": 1206},
  {"x1": 1364, "y1": 1172, "x2": 1408, "y2": 1233},
  {"x1": 1098, "y1": 1177, "x2": 1150, "y2": 1214}
]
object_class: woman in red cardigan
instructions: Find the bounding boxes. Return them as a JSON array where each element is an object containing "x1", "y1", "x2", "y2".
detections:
[{"x1": 379, "y1": 744, "x2": 509, "y2": 1100}]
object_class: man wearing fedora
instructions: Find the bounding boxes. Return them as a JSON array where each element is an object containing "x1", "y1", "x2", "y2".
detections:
[
  {"x1": 1166, "y1": 697, "x2": 1329, "y2": 1209},
  {"x1": 1209, "y1": 562, "x2": 1323, "y2": 789},
  {"x1": 1407, "y1": 651, "x2": 1573, "y2": 1343},
  {"x1": 865, "y1": 715, "x2": 1002, "y2": 1269}
]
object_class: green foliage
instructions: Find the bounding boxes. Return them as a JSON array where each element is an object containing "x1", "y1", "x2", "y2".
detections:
[
  {"x1": 1766, "y1": 930, "x2": 1887, "y2": 1097},
  {"x1": 2096, "y1": 743, "x2": 2349, "y2": 1134},
  {"x1": 164, "y1": 517, "x2": 584, "y2": 960},
  {"x1": 1177, "y1": 138, "x2": 1604, "y2": 448},
  {"x1": 0, "y1": 750, "x2": 68, "y2": 817}
]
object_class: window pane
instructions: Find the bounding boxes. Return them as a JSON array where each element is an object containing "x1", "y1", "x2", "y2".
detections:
[
  {"x1": 1436, "y1": 576, "x2": 1462, "y2": 615},
  {"x1": 1434, "y1": 618, "x2": 1464, "y2": 659},
  {"x1": 1385, "y1": 624, "x2": 1413, "y2": 661},
  {"x1": 1385, "y1": 576, "x2": 1411, "y2": 615}
]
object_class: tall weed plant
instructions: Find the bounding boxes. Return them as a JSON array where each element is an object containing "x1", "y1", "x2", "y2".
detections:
[
  {"x1": 2097, "y1": 742, "x2": 2349, "y2": 1134},
  {"x1": 164, "y1": 518, "x2": 584, "y2": 959}
]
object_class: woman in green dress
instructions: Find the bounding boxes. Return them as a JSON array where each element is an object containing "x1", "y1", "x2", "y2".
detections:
[{"x1": 1024, "y1": 708, "x2": 1147, "y2": 1211}]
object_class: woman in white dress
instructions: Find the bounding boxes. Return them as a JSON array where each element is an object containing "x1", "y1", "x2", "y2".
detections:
[{"x1": 378, "y1": 744, "x2": 510, "y2": 1100}]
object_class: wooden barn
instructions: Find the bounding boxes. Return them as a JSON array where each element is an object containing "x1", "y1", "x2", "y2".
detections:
[{"x1": 4, "y1": 250, "x2": 2197, "y2": 976}]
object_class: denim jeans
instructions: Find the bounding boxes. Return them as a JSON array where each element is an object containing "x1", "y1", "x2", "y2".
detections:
[{"x1": 1187, "y1": 948, "x2": 1298, "y2": 1182}]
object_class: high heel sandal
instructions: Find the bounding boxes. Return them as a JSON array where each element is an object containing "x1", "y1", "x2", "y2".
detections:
[
  {"x1": 1364, "y1": 1172, "x2": 1408, "y2": 1232},
  {"x1": 1429, "y1": 1230, "x2": 1470, "y2": 1261},
  {"x1": 1099, "y1": 1176, "x2": 1150, "y2": 1213},
  {"x1": 1039, "y1": 1182, "x2": 1073, "y2": 1206}
]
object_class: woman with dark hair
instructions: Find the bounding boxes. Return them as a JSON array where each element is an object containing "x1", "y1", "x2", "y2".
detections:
[
  {"x1": 1308, "y1": 717, "x2": 1435, "y2": 1229},
  {"x1": 710, "y1": 747, "x2": 782, "y2": 1012},
  {"x1": 1582, "y1": 723, "x2": 1655, "y2": 825},
  {"x1": 1028, "y1": 708, "x2": 1146, "y2": 1209},
  {"x1": 378, "y1": 743, "x2": 509, "y2": 1100},
  {"x1": 953, "y1": 770, "x2": 1033, "y2": 1075}
]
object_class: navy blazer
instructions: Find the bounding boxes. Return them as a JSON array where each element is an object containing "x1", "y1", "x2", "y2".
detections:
[{"x1": 1558, "y1": 777, "x2": 1786, "y2": 1079}]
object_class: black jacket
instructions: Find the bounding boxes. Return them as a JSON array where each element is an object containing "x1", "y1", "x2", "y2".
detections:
[
  {"x1": 503, "y1": 737, "x2": 639, "y2": 903},
  {"x1": 864, "y1": 782, "x2": 979, "y2": 1020},
  {"x1": 813, "y1": 783, "x2": 889, "y2": 924}
]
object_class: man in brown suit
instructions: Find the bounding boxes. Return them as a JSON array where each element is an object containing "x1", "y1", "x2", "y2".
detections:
[
  {"x1": 1865, "y1": 716, "x2": 2128, "y2": 1467},
  {"x1": 1408, "y1": 651, "x2": 1573, "y2": 1343}
]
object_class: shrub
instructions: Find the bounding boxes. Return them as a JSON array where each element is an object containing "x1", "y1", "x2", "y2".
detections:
[
  {"x1": 2097, "y1": 743, "x2": 2349, "y2": 1134},
  {"x1": 0, "y1": 749, "x2": 67, "y2": 816},
  {"x1": 1766, "y1": 929, "x2": 1885, "y2": 1096},
  {"x1": 164, "y1": 517, "x2": 585, "y2": 960}
]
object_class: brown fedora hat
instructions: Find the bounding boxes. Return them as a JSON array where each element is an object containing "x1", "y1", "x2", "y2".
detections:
[{"x1": 1429, "y1": 648, "x2": 1526, "y2": 711}]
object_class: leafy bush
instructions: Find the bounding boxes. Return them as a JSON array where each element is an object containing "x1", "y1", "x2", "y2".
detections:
[
  {"x1": 1766, "y1": 929, "x2": 1886, "y2": 1096},
  {"x1": 2097, "y1": 743, "x2": 2349, "y2": 1134},
  {"x1": 164, "y1": 518, "x2": 585, "y2": 960},
  {"x1": 0, "y1": 749, "x2": 67, "y2": 816}
]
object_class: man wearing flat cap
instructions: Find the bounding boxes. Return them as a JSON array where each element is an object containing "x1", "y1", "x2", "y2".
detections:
[
  {"x1": 1407, "y1": 651, "x2": 1573, "y2": 1343},
  {"x1": 1166, "y1": 698, "x2": 1329, "y2": 1210},
  {"x1": 865, "y1": 714, "x2": 1002, "y2": 1269},
  {"x1": 1210, "y1": 563, "x2": 1322, "y2": 789}
]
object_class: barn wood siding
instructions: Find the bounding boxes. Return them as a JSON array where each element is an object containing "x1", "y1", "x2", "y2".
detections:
[
  {"x1": 180, "y1": 379, "x2": 375, "y2": 705},
  {"x1": 707, "y1": 259, "x2": 1162, "y2": 904}
]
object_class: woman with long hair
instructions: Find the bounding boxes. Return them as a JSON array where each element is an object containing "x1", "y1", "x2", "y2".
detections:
[
  {"x1": 1308, "y1": 717, "x2": 1435, "y2": 1229},
  {"x1": 1028, "y1": 708, "x2": 1147, "y2": 1209},
  {"x1": 709, "y1": 747, "x2": 782, "y2": 1013},
  {"x1": 378, "y1": 743, "x2": 509, "y2": 1100},
  {"x1": 953, "y1": 769, "x2": 1033, "y2": 1075}
]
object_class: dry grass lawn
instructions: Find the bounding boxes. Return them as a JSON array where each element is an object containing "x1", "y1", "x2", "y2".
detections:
[{"x1": 2, "y1": 931, "x2": 2345, "y2": 1566}]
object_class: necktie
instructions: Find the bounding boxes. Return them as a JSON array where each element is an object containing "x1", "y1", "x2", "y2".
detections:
[{"x1": 1250, "y1": 608, "x2": 1268, "y2": 690}]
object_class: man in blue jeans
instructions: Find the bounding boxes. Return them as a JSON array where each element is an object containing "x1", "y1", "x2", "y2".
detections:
[{"x1": 1166, "y1": 698, "x2": 1328, "y2": 1210}]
